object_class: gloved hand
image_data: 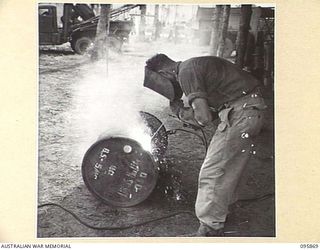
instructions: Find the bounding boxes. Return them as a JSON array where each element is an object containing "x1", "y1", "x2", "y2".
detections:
[
  {"x1": 210, "y1": 109, "x2": 219, "y2": 121},
  {"x1": 169, "y1": 100, "x2": 203, "y2": 129},
  {"x1": 178, "y1": 107, "x2": 202, "y2": 128},
  {"x1": 169, "y1": 99, "x2": 184, "y2": 117}
]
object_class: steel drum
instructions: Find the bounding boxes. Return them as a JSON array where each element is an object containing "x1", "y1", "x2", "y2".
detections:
[
  {"x1": 82, "y1": 111, "x2": 168, "y2": 207},
  {"x1": 82, "y1": 137, "x2": 159, "y2": 207},
  {"x1": 139, "y1": 111, "x2": 168, "y2": 157}
]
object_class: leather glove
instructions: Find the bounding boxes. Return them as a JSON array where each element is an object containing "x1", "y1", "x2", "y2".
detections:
[
  {"x1": 210, "y1": 109, "x2": 219, "y2": 121},
  {"x1": 169, "y1": 99, "x2": 184, "y2": 117},
  {"x1": 178, "y1": 107, "x2": 202, "y2": 128}
]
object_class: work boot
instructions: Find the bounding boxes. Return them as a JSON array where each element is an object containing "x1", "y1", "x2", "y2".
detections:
[
  {"x1": 178, "y1": 223, "x2": 225, "y2": 237},
  {"x1": 196, "y1": 223, "x2": 225, "y2": 237}
]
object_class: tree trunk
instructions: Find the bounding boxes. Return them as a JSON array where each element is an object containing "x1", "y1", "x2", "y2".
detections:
[
  {"x1": 235, "y1": 5, "x2": 252, "y2": 68},
  {"x1": 139, "y1": 5, "x2": 146, "y2": 41},
  {"x1": 210, "y1": 5, "x2": 222, "y2": 56},
  {"x1": 91, "y1": 4, "x2": 111, "y2": 61},
  {"x1": 217, "y1": 5, "x2": 230, "y2": 57}
]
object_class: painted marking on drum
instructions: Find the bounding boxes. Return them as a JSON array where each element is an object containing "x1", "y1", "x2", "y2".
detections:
[
  {"x1": 93, "y1": 147, "x2": 111, "y2": 180},
  {"x1": 93, "y1": 162, "x2": 103, "y2": 180},
  {"x1": 107, "y1": 165, "x2": 117, "y2": 176},
  {"x1": 134, "y1": 184, "x2": 143, "y2": 192},
  {"x1": 100, "y1": 148, "x2": 110, "y2": 158},
  {"x1": 139, "y1": 172, "x2": 148, "y2": 178},
  {"x1": 126, "y1": 160, "x2": 140, "y2": 178},
  {"x1": 118, "y1": 186, "x2": 130, "y2": 198},
  {"x1": 116, "y1": 160, "x2": 149, "y2": 199}
]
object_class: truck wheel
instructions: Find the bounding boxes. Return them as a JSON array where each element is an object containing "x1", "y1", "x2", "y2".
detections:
[{"x1": 71, "y1": 36, "x2": 93, "y2": 54}]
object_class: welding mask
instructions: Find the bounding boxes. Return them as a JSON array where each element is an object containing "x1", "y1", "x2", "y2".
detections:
[{"x1": 143, "y1": 66, "x2": 182, "y2": 101}]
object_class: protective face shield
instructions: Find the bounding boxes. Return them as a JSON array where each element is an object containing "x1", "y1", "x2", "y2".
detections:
[{"x1": 143, "y1": 66, "x2": 182, "y2": 101}]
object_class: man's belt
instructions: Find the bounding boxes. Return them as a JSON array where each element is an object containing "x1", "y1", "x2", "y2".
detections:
[{"x1": 217, "y1": 86, "x2": 265, "y2": 112}]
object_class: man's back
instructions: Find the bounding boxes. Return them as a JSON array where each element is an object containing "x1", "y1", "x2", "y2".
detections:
[{"x1": 178, "y1": 56, "x2": 260, "y2": 108}]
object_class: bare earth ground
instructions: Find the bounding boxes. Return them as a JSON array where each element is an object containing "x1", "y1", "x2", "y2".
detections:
[{"x1": 37, "y1": 40, "x2": 275, "y2": 238}]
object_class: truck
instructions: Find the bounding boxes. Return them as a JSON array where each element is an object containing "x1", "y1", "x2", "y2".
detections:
[{"x1": 39, "y1": 4, "x2": 140, "y2": 54}]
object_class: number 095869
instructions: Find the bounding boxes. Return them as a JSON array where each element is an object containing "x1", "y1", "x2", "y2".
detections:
[{"x1": 300, "y1": 244, "x2": 319, "y2": 248}]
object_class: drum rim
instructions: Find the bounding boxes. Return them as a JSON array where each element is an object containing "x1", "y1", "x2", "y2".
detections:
[{"x1": 81, "y1": 136, "x2": 159, "y2": 207}]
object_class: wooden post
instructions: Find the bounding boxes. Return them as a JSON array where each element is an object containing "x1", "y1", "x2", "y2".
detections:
[
  {"x1": 139, "y1": 5, "x2": 146, "y2": 41},
  {"x1": 91, "y1": 4, "x2": 111, "y2": 62},
  {"x1": 210, "y1": 5, "x2": 222, "y2": 56},
  {"x1": 217, "y1": 5, "x2": 230, "y2": 57},
  {"x1": 174, "y1": 5, "x2": 178, "y2": 44},
  {"x1": 235, "y1": 4, "x2": 252, "y2": 68},
  {"x1": 154, "y1": 5, "x2": 160, "y2": 40}
]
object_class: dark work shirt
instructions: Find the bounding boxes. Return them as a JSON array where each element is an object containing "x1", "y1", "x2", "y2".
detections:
[{"x1": 177, "y1": 56, "x2": 260, "y2": 109}]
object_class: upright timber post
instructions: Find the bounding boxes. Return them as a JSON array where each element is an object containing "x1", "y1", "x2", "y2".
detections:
[
  {"x1": 154, "y1": 4, "x2": 160, "y2": 40},
  {"x1": 210, "y1": 5, "x2": 222, "y2": 56},
  {"x1": 139, "y1": 5, "x2": 147, "y2": 41},
  {"x1": 217, "y1": 5, "x2": 231, "y2": 57},
  {"x1": 91, "y1": 4, "x2": 111, "y2": 62},
  {"x1": 235, "y1": 4, "x2": 252, "y2": 68},
  {"x1": 174, "y1": 5, "x2": 178, "y2": 44}
]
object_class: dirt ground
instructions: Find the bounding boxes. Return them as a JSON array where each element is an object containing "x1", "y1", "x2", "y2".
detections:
[{"x1": 37, "y1": 39, "x2": 275, "y2": 238}]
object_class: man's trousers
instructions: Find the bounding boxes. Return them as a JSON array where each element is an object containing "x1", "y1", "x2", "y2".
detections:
[{"x1": 195, "y1": 93, "x2": 266, "y2": 229}]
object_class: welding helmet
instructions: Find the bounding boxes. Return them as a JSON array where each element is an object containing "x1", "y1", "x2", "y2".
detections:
[
  {"x1": 143, "y1": 54, "x2": 183, "y2": 101},
  {"x1": 143, "y1": 67, "x2": 183, "y2": 101}
]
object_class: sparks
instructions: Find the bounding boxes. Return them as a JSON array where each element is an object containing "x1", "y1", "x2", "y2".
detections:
[{"x1": 129, "y1": 127, "x2": 152, "y2": 152}]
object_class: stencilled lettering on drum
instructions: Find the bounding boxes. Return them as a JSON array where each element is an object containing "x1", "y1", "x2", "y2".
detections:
[
  {"x1": 126, "y1": 160, "x2": 148, "y2": 185},
  {"x1": 125, "y1": 178, "x2": 134, "y2": 186},
  {"x1": 99, "y1": 147, "x2": 110, "y2": 161},
  {"x1": 106, "y1": 165, "x2": 117, "y2": 176},
  {"x1": 93, "y1": 148, "x2": 111, "y2": 180},
  {"x1": 116, "y1": 162, "x2": 150, "y2": 199},
  {"x1": 117, "y1": 177, "x2": 134, "y2": 198},
  {"x1": 126, "y1": 161, "x2": 148, "y2": 179},
  {"x1": 139, "y1": 172, "x2": 148, "y2": 178},
  {"x1": 134, "y1": 171, "x2": 148, "y2": 187},
  {"x1": 93, "y1": 162, "x2": 103, "y2": 180},
  {"x1": 117, "y1": 186, "x2": 130, "y2": 198},
  {"x1": 134, "y1": 184, "x2": 143, "y2": 193}
]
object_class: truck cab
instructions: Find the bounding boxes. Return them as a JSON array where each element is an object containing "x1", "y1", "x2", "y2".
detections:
[
  {"x1": 38, "y1": 4, "x2": 135, "y2": 54},
  {"x1": 39, "y1": 4, "x2": 66, "y2": 45}
]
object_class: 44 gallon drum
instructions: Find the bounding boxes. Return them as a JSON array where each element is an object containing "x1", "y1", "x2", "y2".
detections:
[{"x1": 82, "y1": 137, "x2": 159, "y2": 207}]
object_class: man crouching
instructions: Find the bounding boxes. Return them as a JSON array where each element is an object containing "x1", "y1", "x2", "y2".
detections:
[{"x1": 143, "y1": 54, "x2": 267, "y2": 236}]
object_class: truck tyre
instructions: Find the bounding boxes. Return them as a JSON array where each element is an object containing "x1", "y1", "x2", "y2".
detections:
[{"x1": 71, "y1": 36, "x2": 93, "y2": 54}]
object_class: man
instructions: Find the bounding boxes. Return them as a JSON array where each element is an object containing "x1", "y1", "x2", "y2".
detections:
[{"x1": 143, "y1": 54, "x2": 267, "y2": 236}]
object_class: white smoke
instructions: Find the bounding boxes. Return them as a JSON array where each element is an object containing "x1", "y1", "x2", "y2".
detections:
[
  {"x1": 71, "y1": 39, "x2": 209, "y2": 159},
  {"x1": 72, "y1": 58, "x2": 164, "y2": 157}
]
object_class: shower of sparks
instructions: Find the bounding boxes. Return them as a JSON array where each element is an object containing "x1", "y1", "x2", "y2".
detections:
[
  {"x1": 129, "y1": 126, "x2": 152, "y2": 152},
  {"x1": 154, "y1": 158, "x2": 185, "y2": 202}
]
